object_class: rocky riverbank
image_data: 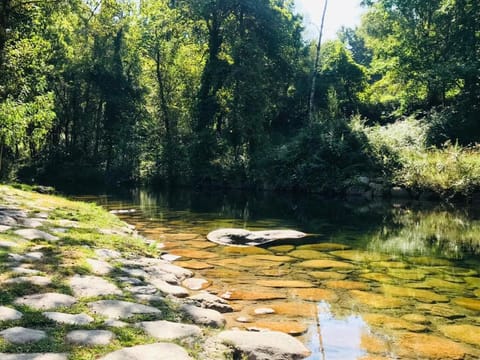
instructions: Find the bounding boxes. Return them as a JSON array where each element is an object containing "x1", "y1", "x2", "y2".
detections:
[{"x1": 0, "y1": 185, "x2": 310, "y2": 360}]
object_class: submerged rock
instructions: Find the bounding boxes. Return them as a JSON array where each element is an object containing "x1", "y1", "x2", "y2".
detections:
[
  {"x1": 217, "y1": 330, "x2": 310, "y2": 360},
  {"x1": 207, "y1": 228, "x2": 306, "y2": 247}
]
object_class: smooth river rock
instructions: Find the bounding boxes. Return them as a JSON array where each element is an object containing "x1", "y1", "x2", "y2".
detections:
[
  {"x1": 0, "y1": 327, "x2": 47, "y2": 344},
  {"x1": 207, "y1": 228, "x2": 306, "y2": 247},
  {"x1": 42, "y1": 312, "x2": 94, "y2": 325},
  {"x1": 180, "y1": 304, "x2": 225, "y2": 328},
  {"x1": 87, "y1": 300, "x2": 161, "y2": 319},
  {"x1": 187, "y1": 292, "x2": 233, "y2": 313},
  {"x1": 66, "y1": 330, "x2": 114, "y2": 346},
  {"x1": 14, "y1": 293, "x2": 77, "y2": 310},
  {"x1": 137, "y1": 320, "x2": 202, "y2": 340},
  {"x1": 14, "y1": 229, "x2": 59, "y2": 241},
  {"x1": 69, "y1": 275, "x2": 122, "y2": 298},
  {"x1": 0, "y1": 306, "x2": 23, "y2": 321},
  {"x1": 217, "y1": 330, "x2": 310, "y2": 360},
  {"x1": 99, "y1": 343, "x2": 193, "y2": 360},
  {"x1": 0, "y1": 354, "x2": 67, "y2": 360}
]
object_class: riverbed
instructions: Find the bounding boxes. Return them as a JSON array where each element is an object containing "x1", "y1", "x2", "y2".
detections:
[{"x1": 75, "y1": 188, "x2": 480, "y2": 360}]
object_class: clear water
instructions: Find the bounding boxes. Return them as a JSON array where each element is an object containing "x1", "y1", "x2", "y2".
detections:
[{"x1": 76, "y1": 188, "x2": 480, "y2": 359}]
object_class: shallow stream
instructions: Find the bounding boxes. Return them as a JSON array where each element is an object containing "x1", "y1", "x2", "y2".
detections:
[{"x1": 76, "y1": 188, "x2": 480, "y2": 360}]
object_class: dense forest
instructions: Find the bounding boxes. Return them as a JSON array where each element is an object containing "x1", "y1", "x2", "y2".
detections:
[{"x1": 0, "y1": 0, "x2": 479, "y2": 197}]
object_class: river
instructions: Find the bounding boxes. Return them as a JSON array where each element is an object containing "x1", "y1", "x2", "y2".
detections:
[{"x1": 75, "y1": 188, "x2": 480, "y2": 360}]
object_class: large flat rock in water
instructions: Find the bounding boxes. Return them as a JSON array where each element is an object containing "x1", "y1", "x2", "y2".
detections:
[
  {"x1": 14, "y1": 293, "x2": 77, "y2": 310},
  {"x1": 99, "y1": 343, "x2": 193, "y2": 360},
  {"x1": 0, "y1": 354, "x2": 67, "y2": 360},
  {"x1": 87, "y1": 300, "x2": 161, "y2": 319},
  {"x1": 217, "y1": 330, "x2": 310, "y2": 360},
  {"x1": 207, "y1": 228, "x2": 306, "y2": 247}
]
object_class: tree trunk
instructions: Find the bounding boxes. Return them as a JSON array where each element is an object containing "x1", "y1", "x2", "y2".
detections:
[{"x1": 308, "y1": 0, "x2": 328, "y2": 124}]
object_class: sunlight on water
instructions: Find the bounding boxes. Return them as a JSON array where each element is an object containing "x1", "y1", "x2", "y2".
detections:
[{"x1": 306, "y1": 302, "x2": 368, "y2": 360}]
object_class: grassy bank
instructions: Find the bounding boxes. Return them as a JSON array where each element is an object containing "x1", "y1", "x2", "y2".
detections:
[{"x1": 0, "y1": 185, "x2": 207, "y2": 359}]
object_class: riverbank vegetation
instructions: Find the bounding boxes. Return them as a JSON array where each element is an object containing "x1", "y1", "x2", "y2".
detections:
[{"x1": 0, "y1": 0, "x2": 479, "y2": 198}]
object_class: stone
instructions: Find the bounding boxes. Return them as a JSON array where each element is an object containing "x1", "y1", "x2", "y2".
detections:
[
  {"x1": 246, "y1": 322, "x2": 308, "y2": 336},
  {"x1": 127, "y1": 285, "x2": 158, "y2": 295},
  {"x1": 465, "y1": 277, "x2": 480, "y2": 288},
  {"x1": 121, "y1": 267, "x2": 149, "y2": 278},
  {"x1": 254, "y1": 308, "x2": 275, "y2": 315},
  {"x1": 359, "y1": 272, "x2": 394, "y2": 284},
  {"x1": 288, "y1": 249, "x2": 331, "y2": 260},
  {"x1": 0, "y1": 240, "x2": 18, "y2": 248},
  {"x1": 95, "y1": 248, "x2": 121, "y2": 259},
  {"x1": 182, "y1": 278, "x2": 211, "y2": 291},
  {"x1": 407, "y1": 278, "x2": 463, "y2": 291},
  {"x1": 66, "y1": 330, "x2": 114, "y2": 346},
  {"x1": 382, "y1": 285, "x2": 448, "y2": 303},
  {"x1": 0, "y1": 306, "x2": 23, "y2": 321},
  {"x1": 104, "y1": 319, "x2": 128, "y2": 328},
  {"x1": 256, "y1": 280, "x2": 314, "y2": 288},
  {"x1": 438, "y1": 324, "x2": 480, "y2": 346},
  {"x1": 169, "y1": 249, "x2": 217, "y2": 259},
  {"x1": 217, "y1": 330, "x2": 310, "y2": 360},
  {"x1": 388, "y1": 269, "x2": 426, "y2": 281},
  {"x1": 331, "y1": 250, "x2": 391, "y2": 263},
  {"x1": 408, "y1": 256, "x2": 453, "y2": 266},
  {"x1": 5, "y1": 276, "x2": 52, "y2": 286},
  {"x1": 297, "y1": 243, "x2": 350, "y2": 251},
  {"x1": 268, "y1": 245, "x2": 295, "y2": 252},
  {"x1": 11, "y1": 266, "x2": 41, "y2": 275},
  {"x1": 86, "y1": 258, "x2": 113, "y2": 275},
  {"x1": 0, "y1": 225, "x2": 12, "y2": 232},
  {"x1": 211, "y1": 258, "x2": 280, "y2": 269},
  {"x1": 161, "y1": 253, "x2": 182, "y2": 262},
  {"x1": 69, "y1": 275, "x2": 122, "y2": 298},
  {"x1": 0, "y1": 354, "x2": 67, "y2": 360},
  {"x1": 207, "y1": 228, "x2": 306, "y2": 247},
  {"x1": 187, "y1": 292, "x2": 233, "y2": 313},
  {"x1": 363, "y1": 314, "x2": 427, "y2": 332},
  {"x1": 236, "y1": 316, "x2": 253, "y2": 323},
  {"x1": 174, "y1": 260, "x2": 214, "y2": 270},
  {"x1": 395, "y1": 333, "x2": 466, "y2": 360},
  {"x1": 453, "y1": 297, "x2": 480, "y2": 311},
  {"x1": 324, "y1": 280, "x2": 369, "y2": 290},
  {"x1": 401, "y1": 313, "x2": 429, "y2": 324},
  {"x1": 149, "y1": 278, "x2": 189, "y2": 297},
  {"x1": 0, "y1": 215, "x2": 17, "y2": 226},
  {"x1": 417, "y1": 304, "x2": 466, "y2": 319},
  {"x1": 14, "y1": 229, "x2": 59, "y2": 241},
  {"x1": 296, "y1": 259, "x2": 355, "y2": 269},
  {"x1": 87, "y1": 300, "x2": 161, "y2": 319},
  {"x1": 370, "y1": 261, "x2": 407, "y2": 269},
  {"x1": 20, "y1": 218, "x2": 44, "y2": 228},
  {"x1": 265, "y1": 302, "x2": 316, "y2": 317},
  {"x1": 180, "y1": 304, "x2": 225, "y2": 328},
  {"x1": 14, "y1": 293, "x2": 77, "y2": 310},
  {"x1": 309, "y1": 271, "x2": 347, "y2": 280},
  {"x1": 219, "y1": 246, "x2": 272, "y2": 255},
  {"x1": 99, "y1": 343, "x2": 193, "y2": 360},
  {"x1": 137, "y1": 320, "x2": 202, "y2": 340},
  {"x1": 43, "y1": 312, "x2": 94, "y2": 325},
  {"x1": 221, "y1": 289, "x2": 286, "y2": 301},
  {"x1": 0, "y1": 327, "x2": 47, "y2": 344},
  {"x1": 289, "y1": 288, "x2": 338, "y2": 302},
  {"x1": 349, "y1": 290, "x2": 408, "y2": 309}
]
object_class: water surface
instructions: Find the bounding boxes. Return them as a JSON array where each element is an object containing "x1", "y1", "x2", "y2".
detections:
[{"x1": 76, "y1": 188, "x2": 480, "y2": 360}]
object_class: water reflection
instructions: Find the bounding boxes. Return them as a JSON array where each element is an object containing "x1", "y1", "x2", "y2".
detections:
[{"x1": 307, "y1": 302, "x2": 368, "y2": 360}]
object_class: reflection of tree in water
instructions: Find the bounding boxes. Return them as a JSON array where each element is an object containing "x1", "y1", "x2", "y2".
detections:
[{"x1": 368, "y1": 206, "x2": 480, "y2": 259}]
